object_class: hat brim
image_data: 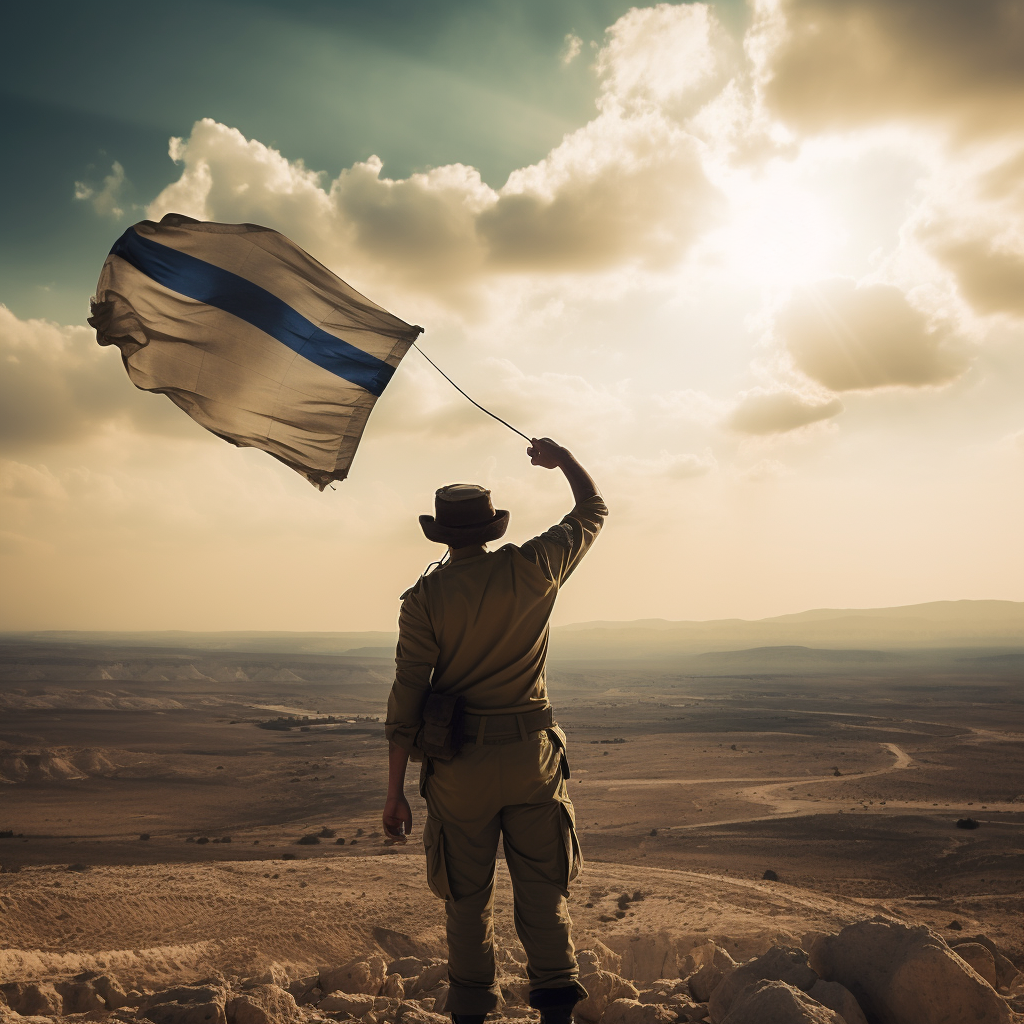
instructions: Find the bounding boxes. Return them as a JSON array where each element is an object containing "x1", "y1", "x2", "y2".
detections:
[{"x1": 419, "y1": 510, "x2": 509, "y2": 547}]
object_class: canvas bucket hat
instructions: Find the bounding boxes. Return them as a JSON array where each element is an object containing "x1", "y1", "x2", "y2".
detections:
[{"x1": 419, "y1": 484, "x2": 509, "y2": 546}]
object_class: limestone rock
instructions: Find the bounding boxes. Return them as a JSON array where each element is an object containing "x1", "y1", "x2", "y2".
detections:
[
  {"x1": 318, "y1": 991, "x2": 377, "y2": 1015},
  {"x1": 395, "y1": 1009, "x2": 450, "y2": 1024},
  {"x1": 809, "y1": 919, "x2": 1012, "y2": 1024},
  {"x1": 637, "y1": 978, "x2": 693, "y2": 1005},
  {"x1": 140, "y1": 984, "x2": 228, "y2": 1024},
  {"x1": 0, "y1": 982, "x2": 64, "y2": 1016},
  {"x1": 575, "y1": 971, "x2": 639, "y2": 1021},
  {"x1": 77, "y1": 971, "x2": 130, "y2": 1010},
  {"x1": 719, "y1": 980, "x2": 844, "y2": 1023},
  {"x1": 404, "y1": 963, "x2": 448, "y2": 998},
  {"x1": 949, "y1": 942, "x2": 998, "y2": 988},
  {"x1": 382, "y1": 975, "x2": 406, "y2": 999},
  {"x1": 56, "y1": 978, "x2": 107, "y2": 1013},
  {"x1": 286, "y1": 976, "x2": 321, "y2": 1006},
  {"x1": 617, "y1": 934, "x2": 687, "y2": 984},
  {"x1": 227, "y1": 984, "x2": 300, "y2": 1024},
  {"x1": 709, "y1": 945, "x2": 818, "y2": 1021},
  {"x1": 805, "y1": 980, "x2": 866, "y2": 1024},
  {"x1": 144, "y1": 1001, "x2": 227, "y2": 1024},
  {"x1": 600, "y1": 997, "x2": 677, "y2": 1024},
  {"x1": 320, "y1": 956, "x2": 388, "y2": 996},
  {"x1": 688, "y1": 951, "x2": 736, "y2": 1006},
  {"x1": 387, "y1": 958, "x2": 428, "y2": 979},
  {"x1": 951, "y1": 935, "x2": 1018, "y2": 989}
]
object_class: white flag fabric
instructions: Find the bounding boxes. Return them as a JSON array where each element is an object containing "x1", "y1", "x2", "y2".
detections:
[{"x1": 89, "y1": 213, "x2": 422, "y2": 489}]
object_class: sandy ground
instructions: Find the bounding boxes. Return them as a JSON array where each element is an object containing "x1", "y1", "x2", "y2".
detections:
[
  {"x1": 2, "y1": 643, "x2": 1022, "y2": 990},
  {"x1": 5, "y1": 852, "x2": 1021, "y2": 989}
]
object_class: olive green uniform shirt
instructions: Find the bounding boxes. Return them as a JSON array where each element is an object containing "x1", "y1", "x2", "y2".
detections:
[{"x1": 385, "y1": 494, "x2": 609, "y2": 754}]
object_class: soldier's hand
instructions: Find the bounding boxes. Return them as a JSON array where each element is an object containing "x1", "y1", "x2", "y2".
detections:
[
  {"x1": 528, "y1": 437, "x2": 567, "y2": 469},
  {"x1": 383, "y1": 794, "x2": 413, "y2": 842}
]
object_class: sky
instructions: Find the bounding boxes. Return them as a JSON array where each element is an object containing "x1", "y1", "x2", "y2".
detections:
[{"x1": 2, "y1": 0, "x2": 1023, "y2": 631}]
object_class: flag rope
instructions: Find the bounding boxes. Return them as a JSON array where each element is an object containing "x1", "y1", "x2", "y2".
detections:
[{"x1": 411, "y1": 341, "x2": 533, "y2": 443}]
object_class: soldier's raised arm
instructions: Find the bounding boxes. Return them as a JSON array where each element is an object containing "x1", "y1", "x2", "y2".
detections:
[{"x1": 522, "y1": 438, "x2": 607, "y2": 586}]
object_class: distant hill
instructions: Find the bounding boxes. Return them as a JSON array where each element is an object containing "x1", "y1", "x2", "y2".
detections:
[
  {"x1": 3, "y1": 600, "x2": 1021, "y2": 662},
  {"x1": 549, "y1": 600, "x2": 1024, "y2": 660}
]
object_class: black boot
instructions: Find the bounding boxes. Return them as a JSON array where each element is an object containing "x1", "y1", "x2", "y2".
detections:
[{"x1": 529, "y1": 987, "x2": 580, "y2": 1024}]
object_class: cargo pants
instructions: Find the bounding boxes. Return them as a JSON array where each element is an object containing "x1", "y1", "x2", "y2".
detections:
[{"x1": 420, "y1": 725, "x2": 585, "y2": 1015}]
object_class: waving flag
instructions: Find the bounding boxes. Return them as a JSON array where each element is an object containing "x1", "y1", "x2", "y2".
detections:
[{"x1": 89, "y1": 213, "x2": 422, "y2": 489}]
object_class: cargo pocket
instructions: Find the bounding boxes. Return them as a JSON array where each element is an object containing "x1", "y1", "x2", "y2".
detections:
[
  {"x1": 419, "y1": 757, "x2": 434, "y2": 799},
  {"x1": 422, "y1": 814, "x2": 453, "y2": 902},
  {"x1": 560, "y1": 803, "x2": 583, "y2": 885},
  {"x1": 546, "y1": 726, "x2": 571, "y2": 780}
]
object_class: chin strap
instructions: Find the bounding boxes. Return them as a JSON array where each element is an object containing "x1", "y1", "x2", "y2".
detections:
[{"x1": 422, "y1": 552, "x2": 451, "y2": 577}]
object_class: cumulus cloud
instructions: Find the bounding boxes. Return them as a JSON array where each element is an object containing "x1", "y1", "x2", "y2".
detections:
[
  {"x1": 751, "y1": 0, "x2": 1024, "y2": 138},
  {"x1": 0, "y1": 306, "x2": 190, "y2": 449},
  {"x1": 777, "y1": 279, "x2": 969, "y2": 391},
  {"x1": 150, "y1": 113, "x2": 719, "y2": 304},
  {"x1": 146, "y1": 8, "x2": 730, "y2": 307},
  {"x1": 726, "y1": 387, "x2": 842, "y2": 434},
  {"x1": 74, "y1": 161, "x2": 127, "y2": 218},
  {"x1": 560, "y1": 33, "x2": 583, "y2": 66}
]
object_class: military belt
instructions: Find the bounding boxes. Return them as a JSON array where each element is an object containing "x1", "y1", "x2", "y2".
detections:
[{"x1": 463, "y1": 705, "x2": 554, "y2": 745}]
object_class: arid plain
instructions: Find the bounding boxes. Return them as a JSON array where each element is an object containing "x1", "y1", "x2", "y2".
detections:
[{"x1": 2, "y1": 603, "x2": 1023, "y2": 1021}]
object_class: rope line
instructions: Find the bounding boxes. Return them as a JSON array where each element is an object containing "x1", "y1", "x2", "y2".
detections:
[{"x1": 411, "y1": 341, "x2": 532, "y2": 443}]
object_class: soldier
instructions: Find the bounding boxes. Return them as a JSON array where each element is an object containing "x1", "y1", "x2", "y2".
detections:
[{"x1": 383, "y1": 437, "x2": 608, "y2": 1024}]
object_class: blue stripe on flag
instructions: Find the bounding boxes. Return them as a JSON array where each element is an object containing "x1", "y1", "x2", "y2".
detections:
[{"x1": 110, "y1": 228, "x2": 396, "y2": 396}]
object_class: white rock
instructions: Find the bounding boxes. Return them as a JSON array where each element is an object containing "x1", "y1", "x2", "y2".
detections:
[
  {"x1": 575, "y1": 971, "x2": 639, "y2": 1021},
  {"x1": 227, "y1": 984, "x2": 300, "y2": 1024},
  {"x1": 382, "y1": 975, "x2": 406, "y2": 1000},
  {"x1": 805, "y1": 980, "x2": 866, "y2": 1024},
  {"x1": 0, "y1": 982, "x2": 64, "y2": 1016},
  {"x1": 709, "y1": 945, "x2": 817, "y2": 1021},
  {"x1": 600, "y1": 997, "x2": 677, "y2": 1024},
  {"x1": 319, "y1": 991, "x2": 376, "y2": 1015},
  {"x1": 809, "y1": 919, "x2": 1012, "y2": 1024},
  {"x1": 719, "y1": 980, "x2": 844, "y2": 1023},
  {"x1": 950, "y1": 942, "x2": 998, "y2": 988},
  {"x1": 321, "y1": 957, "x2": 388, "y2": 996}
]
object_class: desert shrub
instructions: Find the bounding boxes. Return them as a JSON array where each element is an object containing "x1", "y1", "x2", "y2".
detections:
[
  {"x1": 335, "y1": 837, "x2": 346, "y2": 845},
  {"x1": 319, "y1": 827, "x2": 337, "y2": 838},
  {"x1": 66, "y1": 863, "x2": 89, "y2": 872},
  {"x1": 197, "y1": 837, "x2": 210, "y2": 845},
  {"x1": 139, "y1": 834, "x2": 151, "y2": 841},
  {"x1": 297, "y1": 834, "x2": 321, "y2": 845},
  {"x1": 282, "y1": 853, "x2": 297, "y2": 860},
  {"x1": 763, "y1": 869, "x2": 779, "y2": 881},
  {"x1": 956, "y1": 818, "x2": 980, "y2": 830}
]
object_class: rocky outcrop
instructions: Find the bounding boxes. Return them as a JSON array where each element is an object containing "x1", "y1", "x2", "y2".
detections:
[
  {"x1": 809, "y1": 919, "x2": 1013, "y2": 1024},
  {"x1": 949, "y1": 942, "x2": 998, "y2": 988},
  {"x1": 226, "y1": 984, "x2": 300, "y2": 1024},
  {"x1": 319, "y1": 955, "x2": 388, "y2": 996},
  {"x1": 575, "y1": 948, "x2": 639, "y2": 1022},
  {"x1": 140, "y1": 984, "x2": 229, "y2": 1024},
  {"x1": 318, "y1": 991, "x2": 378, "y2": 1015},
  {"x1": 806, "y1": 980, "x2": 868, "y2": 1024},
  {"x1": 601, "y1": 997, "x2": 678, "y2": 1024},
  {"x1": 0, "y1": 983, "x2": 64, "y2": 1016},
  {"x1": 708, "y1": 945, "x2": 817, "y2": 1020},
  {"x1": 719, "y1": 980, "x2": 845, "y2": 1023},
  {"x1": 687, "y1": 943, "x2": 737, "y2": 1003}
]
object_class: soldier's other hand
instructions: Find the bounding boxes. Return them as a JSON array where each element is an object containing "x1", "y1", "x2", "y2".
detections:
[
  {"x1": 383, "y1": 794, "x2": 412, "y2": 842},
  {"x1": 528, "y1": 437, "x2": 566, "y2": 469}
]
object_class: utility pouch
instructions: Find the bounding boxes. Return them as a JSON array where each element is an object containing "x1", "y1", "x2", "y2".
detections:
[{"x1": 419, "y1": 692, "x2": 466, "y2": 761}]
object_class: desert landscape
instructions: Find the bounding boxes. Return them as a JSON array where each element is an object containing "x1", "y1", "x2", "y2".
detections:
[{"x1": 1, "y1": 601, "x2": 1022, "y2": 1023}]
